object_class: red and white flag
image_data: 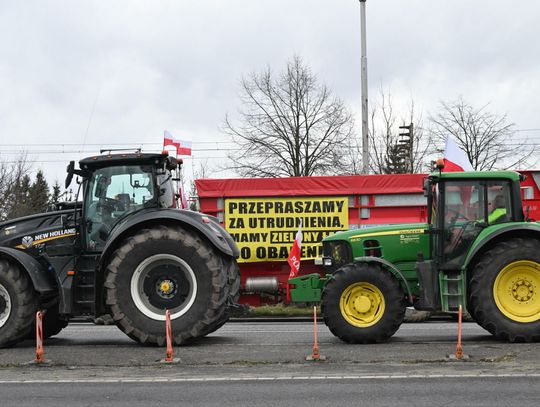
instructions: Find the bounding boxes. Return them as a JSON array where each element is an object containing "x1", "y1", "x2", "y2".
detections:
[
  {"x1": 164, "y1": 130, "x2": 192, "y2": 156},
  {"x1": 443, "y1": 136, "x2": 473, "y2": 172},
  {"x1": 287, "y1": 221, "x2": 303, "y2": 279}
]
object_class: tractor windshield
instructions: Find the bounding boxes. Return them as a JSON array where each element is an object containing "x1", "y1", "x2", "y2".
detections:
[
  {"x1": 83, "y1": 165, "x2": 155, "y2": 251},
  {"x1": 438, "y1": 179, "x2": 513, "y2": 268}
]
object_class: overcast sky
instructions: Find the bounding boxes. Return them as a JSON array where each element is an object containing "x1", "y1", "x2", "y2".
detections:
[{"x1": 1, "y1": 0, "x2": 539, "y2": 186}]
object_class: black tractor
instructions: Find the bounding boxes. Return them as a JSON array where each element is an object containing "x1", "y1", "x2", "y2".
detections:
[{"x1": 0, "y1": 151, "x2": 240, "y2": 347}]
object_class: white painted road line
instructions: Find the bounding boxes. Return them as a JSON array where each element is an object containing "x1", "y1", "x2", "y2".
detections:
[{"x1": 1, "y1": 373, "x2": 540, "y2": 384}]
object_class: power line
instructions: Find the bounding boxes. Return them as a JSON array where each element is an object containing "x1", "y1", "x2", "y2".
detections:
[
  {"x1": 0, "y1": 141, "x2": 235, "y2": 147},
  {"x1": 0, "y1": 156, "x2": 230, "y2": 164},
  {"x1": 0, "y1": 148, "x2": 240, "y2": 154}
]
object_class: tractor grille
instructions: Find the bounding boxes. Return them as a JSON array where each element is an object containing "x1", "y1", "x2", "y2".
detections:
[{"x1": 323, "y1": 241, "x2": 352, "y2": 271}]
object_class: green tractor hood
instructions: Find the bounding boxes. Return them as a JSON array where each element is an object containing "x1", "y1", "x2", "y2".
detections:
[{"x1": 323, "y1": 223, "x2": 430, "y2": 265}]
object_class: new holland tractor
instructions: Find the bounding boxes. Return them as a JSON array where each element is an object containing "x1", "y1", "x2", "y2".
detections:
[
  {"x1": 290, "y1": 168, "x2": 540, "y2": 343},
  {"x1": 0, "y1": 151, "x2": 240, "y2": 348}
]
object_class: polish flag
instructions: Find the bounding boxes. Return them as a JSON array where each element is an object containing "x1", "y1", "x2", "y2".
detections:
[
  {"x1": 287, "y1": 221, "x2": 303, "y2": 279},
  {"x1": 443, "y1": 136, "x2": 474, "y2": 172},
  {"x1": 177, "y1": 140, "x2": 192, "y2": 156},
  {"x1": 163, "y1": 130, "x2": 192, "y2": 156}
]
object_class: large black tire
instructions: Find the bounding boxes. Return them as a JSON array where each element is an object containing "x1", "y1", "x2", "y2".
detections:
[
  {"x1": 0, "y1": 259, "x2": 38, "y2": 348},
  {"x1": 469, "y1": 238, "x2": 540, "y2": 342},
  {"x1": 197, "y1": 260, "x2": 241, "y2": 337},
  {"x1": 322, "y1": 262, "x2": 406, "y2": 343},
  {"x1": 404, "y1": 308, "x2": 432, "y2": 323},
  {"x1": 105, "y1": 226, "x2": 228, "y2": 345}
]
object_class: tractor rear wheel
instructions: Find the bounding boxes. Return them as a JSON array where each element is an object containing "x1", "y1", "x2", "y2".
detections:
[
  {"x1": 105, "y1": 225, "x2": 228, "y2": 345},
  {"x1": 322, "y1": 262, "x2": 405, "y2": 343},
  {"x1": 197, "y1": 259, "x2": 241, "y2": 338},
  {"x1": 0, "y1": 259, "x2": 37, "y2": 348},
  {"x1": 469, "y1": 238, "x2": 540, "y2": 342}
]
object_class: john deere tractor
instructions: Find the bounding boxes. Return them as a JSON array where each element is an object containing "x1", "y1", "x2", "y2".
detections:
[
  {"x1": 0, "y1": 151, "x2": 240, "y2": 347},
  {"x1": 290, "y1": 169, "x2": 540, "y2": 343}
]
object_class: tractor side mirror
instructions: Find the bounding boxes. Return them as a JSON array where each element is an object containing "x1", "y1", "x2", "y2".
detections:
[
  {"x1": 423, "y1": 178, "x2": 430, "y2": 197},
  {"x1": 65, "y1": 161, "x2": 75, "y2": 189},
  {"x1": 165, "y1": 156, "x2": 179, "y2": 171}
]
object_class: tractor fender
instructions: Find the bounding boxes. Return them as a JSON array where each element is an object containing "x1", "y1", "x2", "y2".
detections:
[
  {"x1": 464, "y1": 223, "x2": 540, "y2": 269},
  {"x1": 353, "y1": 256, "x2": 414, "y2": 306},
  {"x1": 0, "y1": 247, "x2": 55, "y2": 294},
  {"x1": 100, "y1": 209, "x2": 239, "y2": 268}
]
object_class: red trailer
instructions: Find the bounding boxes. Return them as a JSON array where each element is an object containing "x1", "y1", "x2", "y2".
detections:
[
  {"x1": 196, "y1": 173, "x2": 429, "y2": 305},
  {"x1": 519, "y1": 170, "x2": 540, "y2": 221}
]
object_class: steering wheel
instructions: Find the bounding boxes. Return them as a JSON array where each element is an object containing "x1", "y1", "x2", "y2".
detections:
[
  {"x1": 446, "y1": 208, "x2": 469, "y2": 229},
  {"x1": 99, "y1": 197, "x2": 125, "y2": 213}
]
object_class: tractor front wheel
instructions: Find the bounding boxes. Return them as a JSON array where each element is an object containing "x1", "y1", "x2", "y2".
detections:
[
  {"x1": 469, "y1": 238, "x2": 540, "y2": 342},
  {"x1": 0, "y1": 259, "x2": 37, "y2": 348},
  {"x1": 322, "y1": 262, "x2": 405, "y2": 343}
]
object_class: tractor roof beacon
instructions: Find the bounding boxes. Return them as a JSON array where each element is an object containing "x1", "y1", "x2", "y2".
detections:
[
  {"x1": 0, "y1": 151, "x2": 240, "y2": 348},
  {"x1": 289, "y1": 169, "x2": 540, "y2": 344}
]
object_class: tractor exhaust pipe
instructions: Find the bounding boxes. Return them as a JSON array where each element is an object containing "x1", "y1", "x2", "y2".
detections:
[{"x1": 244, "y1": 277, "x2": 280, "y2": 293}]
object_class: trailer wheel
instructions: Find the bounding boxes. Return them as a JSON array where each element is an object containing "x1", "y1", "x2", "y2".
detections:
[
  {"x1": 469, "y1": 238, "x2": 540, "y2": 342},
  {"x1": 105, "y1": 225, "x2": 228, "y2": 345},
  {"x1": 322, "y1": 262, "x2": 405, "y2": 343},
  {"x1": 0, "y1": 259, "x2": 38, "y2": 348}
]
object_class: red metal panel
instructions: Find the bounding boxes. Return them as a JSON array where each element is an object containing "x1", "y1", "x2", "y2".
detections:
[{"x1": 196, "y1": 173, "x2": 426, "y2": 198}]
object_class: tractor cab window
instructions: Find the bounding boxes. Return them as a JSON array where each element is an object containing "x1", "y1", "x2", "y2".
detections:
[
  {"x1": 157, "y1": 171, "x2": 176, "y2": 209},
  {"x1": 84, "y1": 165, "x2": 155, "y2": 251},
  {"x1": 441, "y1": 181, "x2": 484, "y2": 268},
  {"x1": 439, "y1": 179, "x2": 514, "y2": 268},
  {"x1": 486, "y1": 182, "x2": 512, "y2": 225}
]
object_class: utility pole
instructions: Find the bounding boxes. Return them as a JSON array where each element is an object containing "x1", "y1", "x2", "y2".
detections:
[{"x1": 359, "y1": 0, "x2": 369, "y2": 174}]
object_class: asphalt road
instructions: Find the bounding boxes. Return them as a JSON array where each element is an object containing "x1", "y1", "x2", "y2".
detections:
[
  {"x1": 2, "y1": 377, "x2": 540, "y2": 407},
  {"x1": 0, "y1": 321, "x2": 539, "y2": 406}
]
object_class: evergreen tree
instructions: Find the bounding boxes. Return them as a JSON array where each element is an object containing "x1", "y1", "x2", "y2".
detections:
[
  {"x1": 50, "y1": 180, "x2": 62, "y2": 205},
  {"x1": 29, "y1": 170, "x2": 50, "y2": 213},
  {"x1": 384, "y1": 144, "x2": 408, "y2": 174}
]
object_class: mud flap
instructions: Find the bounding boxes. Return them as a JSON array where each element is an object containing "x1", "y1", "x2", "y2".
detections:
[{"x1": 415, "y1": 259, "x2": 440, "y2": 311}]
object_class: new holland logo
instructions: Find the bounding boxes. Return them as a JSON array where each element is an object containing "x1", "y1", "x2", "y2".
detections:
[{"x1": 21, "y1": 236, "x2": 34, "y2": 248}]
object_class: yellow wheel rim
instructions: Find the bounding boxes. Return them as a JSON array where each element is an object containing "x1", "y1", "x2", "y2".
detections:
[
  {"x1": 339, "y1": 282, "x2": 385, "y2": 328},
  {"x1": 493, "y1": 260, "x2": 540, "y2": 323}
]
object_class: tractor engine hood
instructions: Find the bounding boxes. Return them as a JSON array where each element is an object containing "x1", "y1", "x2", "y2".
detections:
[{"x1": 321, "y1": 223, "x2": 430, "y2": 269}]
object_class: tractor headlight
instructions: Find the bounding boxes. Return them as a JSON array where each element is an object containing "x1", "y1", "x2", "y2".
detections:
[{"x1": 322, "y1": 241, "x2": 352, "y2": 269}]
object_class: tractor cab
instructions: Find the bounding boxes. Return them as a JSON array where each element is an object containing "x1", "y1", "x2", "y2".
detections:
[
  {"x1": 425, "y1": 171, "x2": 523, "y2": 271},
  {"x1": 66, "y1": 152, "x2": 179, "y2": 252}
]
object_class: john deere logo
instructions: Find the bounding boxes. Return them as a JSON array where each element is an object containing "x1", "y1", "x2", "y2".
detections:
[{"x1": 21, "y1": 236, "x2": 33, "y2": 248}]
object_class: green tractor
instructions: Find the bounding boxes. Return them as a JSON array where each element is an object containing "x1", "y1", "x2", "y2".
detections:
[
  {"x1": 0, "y1": 151, "x2": 240, "y2": 347},
  {"x1": 290, "y1": 169, "x2": 540, "y2": 343}
]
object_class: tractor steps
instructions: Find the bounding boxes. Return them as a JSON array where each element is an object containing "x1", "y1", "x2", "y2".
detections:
[
  {"x1": 74, "y1": 255, "x2": 99, "y2": 313},
  {"x1": 439, "y1": 270, "x2": 466, "y2": 312}
]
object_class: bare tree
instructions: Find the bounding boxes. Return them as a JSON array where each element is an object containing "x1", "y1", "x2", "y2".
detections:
[
  {"x1": 369, "y1": 88, "x2": 434, "y2": 174},
  {"x1": 430, "y1": 97, "x2": 535, "y2": 170},
  {"x1": 188, "y1": 160, "x2": 213, "y2": 211},
  {"x1": 0, "y1": 153, "x2": 33, "y2": 221},
  {"x1": 223, "y1": 56, "x2": 356, "y2": 177}
]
